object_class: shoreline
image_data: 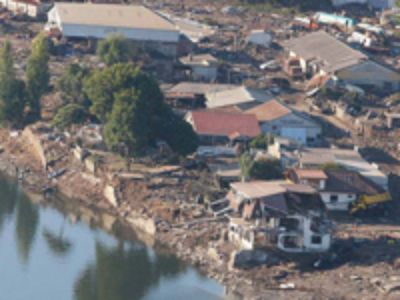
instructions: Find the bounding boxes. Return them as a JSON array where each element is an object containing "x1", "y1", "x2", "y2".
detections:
[{"x1": 0, "y1": 136, "x2": 254, "y2": 299}]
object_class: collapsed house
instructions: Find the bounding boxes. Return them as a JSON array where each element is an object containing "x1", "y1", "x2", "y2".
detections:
[
  {"x1": 45, "y1": 3, "x2": 180, "y2": 57},
  {"x1": 287, "y1": 169, "x2": 391, "y2": 211},
  {"x1": 245, "y1": 99, "x2": 321, "y2": 145},
  {"x1": 185, "y1": 110, "x2": 260, "y2": 145},
  {"x1": 282, "y1": 31, "x2": 400, "y2": 91},
  {"x1": 226, "y1": 181, "x2": 332, "y2": 253}
]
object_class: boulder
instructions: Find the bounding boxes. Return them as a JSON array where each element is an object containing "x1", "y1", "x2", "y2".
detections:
[{"x1": 229, "y1": 249, "x2": 276, "y2": 270}]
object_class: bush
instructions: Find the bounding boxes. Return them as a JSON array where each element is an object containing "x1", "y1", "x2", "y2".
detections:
[
  {"x1": 52, "y1": 104, "x2": 88, "y2": 129},
  {"x1": 250, "y1": 158, "x2": 282, "y2": 180},
  {"x1": 250, "y1": 133, "x2": 274, "y2": 149}
]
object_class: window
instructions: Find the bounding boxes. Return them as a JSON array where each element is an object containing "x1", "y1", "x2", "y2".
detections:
[
  {"x1": 330, "y1": 195, "x2": 338, "y2": 203},
  {"x1": 348, "y1": 194, "x2": 353, "y2": 198},
  {"x1": 311, "y1": 235, "x2": 322, "y2": 244}
]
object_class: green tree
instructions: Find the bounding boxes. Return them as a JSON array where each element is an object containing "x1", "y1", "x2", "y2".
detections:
[
  {"x1": 84, "y1": 64, "x2": 141, "y2": 122},
  {"x1": 250, "y1": 133, "x2": 274, "y2": 149},
  {"x1": 320, "y1": 162, "x2": 345, "y2": 171},
  {"x1": 239, "y1": 152, "x2": 254, "y2": 181},
  {"x1": 249, "y1": 158, "x2": 282, "y2": 180},
  {"x1": 103, "y1": 89, "x2": 149, "y2": 156},
  {"x1": 52, "y1": 104, "x2": 88, "y2": 130},
  {"x1": 85, "y1": 64, "x2": 198, "y2": 156},
  {"x1": 57, "y1": 63, "x2": 90, "y2": 105},
  {"x1": 0, "y1": 40, "x2": 25, "y2": 126},
  {"x1": 158, "y1": 112, "x2": 199, "y2": 156},
  {"x1": 26, "y1": 33, "x2": 50, "y2": 121},
  {"x1": 97, "y1": 35, "x2": 141, "y2": 66}
]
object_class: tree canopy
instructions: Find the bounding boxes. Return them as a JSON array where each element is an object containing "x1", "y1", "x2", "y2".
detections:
[
  {"x1": 57, "y1": 63, "x2": 90, "y2": 105},
  {"x1": 103, "y1": 89, "x2": 149, "y2": 156},
  {"x1": 26, "y1": 33, "x2": 50, "y2": 121},
  {"x1": 84, "y1": 63, "x2": 198, "y2": 156},
  {"x1": 0, "y1": 40, "x2": 25, "y2": 127},
  {"x1": 52, "y1": 104, "x2": 88, "y2": 130},
  {"x1": 97, "y1": 35, "x2": 142, "y2": 66}
]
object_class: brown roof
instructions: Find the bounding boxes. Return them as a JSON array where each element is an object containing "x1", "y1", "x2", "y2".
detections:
[
  {"x1": 292, "y1": 169, "x2": 328, "y2": 180},
  {"x1": 189, "y1": 110, "x2": 261, "y2": 138},
  {"x1": 246, "y1": 99, "x2": 291, "y2": 122},
  {"x1": 282, "y1": 31, "x2": 367, "y2": 73},
  {"x1": 324, "y1": 170, "x2": 385, "y2": 195}
]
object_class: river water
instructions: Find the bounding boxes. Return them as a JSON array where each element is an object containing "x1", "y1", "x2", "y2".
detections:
[{"x1": 0, "y1": 176, "x2": 224, "y2": 300}]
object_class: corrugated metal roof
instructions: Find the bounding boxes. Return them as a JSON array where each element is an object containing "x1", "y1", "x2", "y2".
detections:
[
  {"x1": 168, "y1": 82, "x2": 235, "y2": 95},
  {"x1": 282, "y1": 31, "x2": 367, "y2": 73},
  {"x1": 53, "y1": 3, "x2": 177, "y2": 31},
  {"x1": 206, "y1": 86, "x2": 272, "y2": 109}
]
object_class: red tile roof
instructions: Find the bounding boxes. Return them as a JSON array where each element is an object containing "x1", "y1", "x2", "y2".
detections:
[
  {"x1": 246, "y1": 99, "x2": 291, "y2": 122},
  {"x1": 190, "y1": 110, "x2": 261, "y2": 138}
]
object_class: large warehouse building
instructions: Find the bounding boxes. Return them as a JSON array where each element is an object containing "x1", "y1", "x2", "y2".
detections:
[{"x1": 46, "y1": 3, "x2": 180, "y2": 57}]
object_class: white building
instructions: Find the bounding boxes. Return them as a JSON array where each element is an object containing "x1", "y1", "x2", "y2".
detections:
[
  {"x1": 246, "y1": 30, "x2": 272, "y2": 48},
  {"x1": 0, "y1": 0, "x2": 48, "y2": 18},
  {"x1": 246, "y1": 99, "x2": 321, "y2": 145},
  {"x1": 179, "y1": 54, "x2": 219, "y2": 82},
  {"x1": 46, "y1": 3, "x2": 180, "y2": 57}
]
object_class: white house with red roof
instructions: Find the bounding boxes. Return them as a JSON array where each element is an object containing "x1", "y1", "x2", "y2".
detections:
[{"x1": 185, "y1": 110, "x2": 261, "y2": 145}]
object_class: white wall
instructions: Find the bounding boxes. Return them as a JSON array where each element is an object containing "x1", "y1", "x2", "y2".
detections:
[
  {"x1": 260, "y1": 113, "x2": 321, "y2": 145},
  {"x1": 47, "y1": 6, "x2": 179, "y2": 57},
  {"x1": 320, "y1": 192, "x2": 357, "y2": 211},
  {"x1": 337, "y1": 61, "x2": 400, "y2": 91},
  {"x1": 277, "y1": 214, "x2": 331, "y2": 252},
  {"x1": 191, "y1": 65, "x2": 217, "y2": 82}
]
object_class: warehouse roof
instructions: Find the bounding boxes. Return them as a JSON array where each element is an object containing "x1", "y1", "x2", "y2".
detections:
[
  {"x1": 52, "y1": 3, "x2": 177, "y2": 31},
  {"x1": 282, "y1": 31, "x2": 367, "y2": 73}
]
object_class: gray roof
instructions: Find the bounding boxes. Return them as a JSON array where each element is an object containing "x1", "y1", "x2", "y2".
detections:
[
  {"x1": 282, "y1": 31, "x2": 367, "y2": 73},
  {"x1": 168, "y1": 82, "x2": 235, "y2": 95},
  {"x1": 52, "y1": 3, "x2": 177, "y2": 31},
  {"x1": 206, "y1": 86, "x2": 273, "y2": 109}
]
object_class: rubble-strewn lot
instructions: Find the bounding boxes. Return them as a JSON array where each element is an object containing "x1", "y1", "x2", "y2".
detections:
[
  {"x1": 0, "y1": 124, "x2": 399, "y2": 300},
  {"x1": 1, "y1": 1, "x2": 400, "y2": 299}
]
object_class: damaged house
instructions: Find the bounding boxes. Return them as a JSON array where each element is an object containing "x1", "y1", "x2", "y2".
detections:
[
  {"x1": 282, "y1": 31, "x2": 400, "y2": 91},
  {"x1": 287, "y1": 169, "x2": 391, "y2": 211},
  {"x1": 245, "y1": 99, "x2": 321, "y2": 145},
  {"x1": 165, "y1": 82, "x2": 234, "y2": 110},
  {"x1": 226, "y1": 181, "x2": 332, "y2": 253}
]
